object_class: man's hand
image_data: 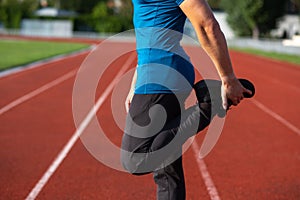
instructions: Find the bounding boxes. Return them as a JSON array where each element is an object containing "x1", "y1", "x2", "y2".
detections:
[
  {"x1": 221, "y1": 77, "x2": 253, "y2": 110},
  {"x1": 125, "y1": 89, "x2": 134, "y2": 113},
  {"x1": 125, "y1": 68, "x2": 137, "y2": 113}
]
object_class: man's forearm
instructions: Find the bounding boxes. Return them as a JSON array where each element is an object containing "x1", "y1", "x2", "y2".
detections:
[
  {"x1": 195, "y1": 21, "x2": 236, "y2": 81},
  {"x1": 180, "y1": 0, "x2": 236, "y2": 81}
]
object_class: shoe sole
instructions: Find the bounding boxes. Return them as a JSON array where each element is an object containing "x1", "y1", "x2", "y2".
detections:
[
  {"x1": 193, "y1": 78, "x2": 255, "y2": 117},
  {"x1": 193, "y1": 78, "x2": 255, "y2": 101}
]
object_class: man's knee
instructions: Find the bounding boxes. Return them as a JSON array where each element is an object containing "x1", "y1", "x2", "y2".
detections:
[{"x1": 121, "y1": 150, "x2": 151, "y2": 176}]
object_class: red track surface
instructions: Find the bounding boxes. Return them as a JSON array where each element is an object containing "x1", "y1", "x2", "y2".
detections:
[{"x1": 0, "y1": 36, "x2": 299, "y2": 200}]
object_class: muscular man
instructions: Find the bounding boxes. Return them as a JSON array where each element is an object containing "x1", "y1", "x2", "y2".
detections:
[{"x1": 121, "y1": 0, "x2": 253, "y2": 199}]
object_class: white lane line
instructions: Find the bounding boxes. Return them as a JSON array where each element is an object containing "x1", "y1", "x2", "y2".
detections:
[
  {"x1": 25, "y1": 53, "x2": 136, "y2": 200},
  {"x1": 0, "y1": 70, "x2": 77, "y2": 115},
  {"x1": 192, "y1": 141, "x2": 221, "y2": 200},
  {"x1": 251, "y1": 99, "x2": 300, "y2": 136}
]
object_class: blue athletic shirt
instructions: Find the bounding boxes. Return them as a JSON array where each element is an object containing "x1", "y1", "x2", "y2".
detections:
[{"x1": 133, "y1": 0, "x2": 195, "y2": 94}]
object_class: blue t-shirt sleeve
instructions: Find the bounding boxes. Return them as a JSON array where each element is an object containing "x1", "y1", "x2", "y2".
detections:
[{"x1": 176, "y1": 0, "x2": 185, "y2": 5}]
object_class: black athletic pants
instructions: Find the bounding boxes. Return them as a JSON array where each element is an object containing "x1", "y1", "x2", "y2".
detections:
[{"x1": 121, "y1": 93, "x2": 211, "y2": 200}]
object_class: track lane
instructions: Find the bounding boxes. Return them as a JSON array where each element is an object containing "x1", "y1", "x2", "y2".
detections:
[
  {"x1": 1, "y1": 39, "x2": 299, "y2": 199},
  {"x1": 34, "y1": 92, "x2": 157, "y2": 200},
  {"x1": 184, "y1": 46, "x2": 300, "y2": 200},
  {"x1": 26, "y1": 50, "x2": 136, "y2": 200},
  {"x1": 0, "y1": 38, "x2": 97, "y2": 199},
  {"x1": 0, "y1": 40, "x2": 166, "y2": 200},
  {"x1": 0, "y1": 75, "x2": 79, "y2": 199},
  {"x1": 201, "y1": 101, "x2": 300, "y2": 200},
  {"x1": 230, "y1": 51, "x2": 300, "y2": 128},
  {"x1": 24, "y1": 49, "x2": 160, "y2": 199},
  {"x1": 0, "y1": 53, "x2": 89, "y2": 108}
]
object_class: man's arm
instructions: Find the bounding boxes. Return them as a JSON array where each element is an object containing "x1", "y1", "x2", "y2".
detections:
[{"x1": 179, "y1": 0, "x2": 251, "y2": 109}]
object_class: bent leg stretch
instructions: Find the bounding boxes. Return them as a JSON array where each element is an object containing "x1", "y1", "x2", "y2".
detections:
[
  {"x1": 121, "y1": 93, "x2": 212, "y2": 200},
  {"x1": 121, "y1": 95, "x2": 211, "y2": 174}
]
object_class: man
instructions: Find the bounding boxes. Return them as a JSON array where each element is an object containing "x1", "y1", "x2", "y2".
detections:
[{"x1": 121, "y1": 0, "x2": 253, "y2": 199}]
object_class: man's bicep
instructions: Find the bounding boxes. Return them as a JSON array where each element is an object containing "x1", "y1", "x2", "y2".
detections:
[{"x1": 179, "y1": 0, "x2": 215, "y2": 26}]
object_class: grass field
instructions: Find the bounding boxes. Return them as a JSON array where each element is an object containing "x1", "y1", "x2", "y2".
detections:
[
  {"x1": 0, "y1": 39, "x2": 89, "y2": 71},
  {"x1": 1, "y1": 38, "x2": 299, "y2": 72},
  {"x1": 230, "y1": 47, "x2": 300, "y2": 66}
]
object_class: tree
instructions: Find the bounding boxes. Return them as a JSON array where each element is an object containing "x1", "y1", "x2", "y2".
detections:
[
  {"x1": 221, "y1": 0, "x2": 288, "y2": 38},
  {"x1": 292, "y1": 0, "x2": 300, "y2": 14},
  {"x1": 0, "y1": 0, "x2": 133, "y2": 33},
  {"x1": 293, "y1": 0, "x2": 300, "y2": 8},
  {"x1": 48, "y1": 0, "x2": 133, "y2": 33},
  {"x1": 0, "y1": 0, "x2": 38, "y2": 29},
  {"x1": 84, "y1": 0, "x2": 133, "y2": 33},
  {"x1": 207, "y1": 0, "x2": 222, "y2": 10},
  {"x1": 48, "y1": 0, "x2": 103, "y2": 14}
]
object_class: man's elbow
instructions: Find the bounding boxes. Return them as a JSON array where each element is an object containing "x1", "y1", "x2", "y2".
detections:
[{"x1": 203, "y1": 19, "x2": 222, "y2": 36}]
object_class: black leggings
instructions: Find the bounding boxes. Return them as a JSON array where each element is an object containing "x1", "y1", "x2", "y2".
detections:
[{"x1": 121, "y1": 93, "x2": 211, "y2": 199}]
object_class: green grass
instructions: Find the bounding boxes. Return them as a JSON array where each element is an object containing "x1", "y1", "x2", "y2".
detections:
[
  {"x1": 0, "y1": 39, "x2": 89, "y2": 71},
  {"x1": 230, "y1": 47, "x2": 300, "y2": 66},
  {"x1": 2, "y1": 39, "x2": 299, "y2": 71}
]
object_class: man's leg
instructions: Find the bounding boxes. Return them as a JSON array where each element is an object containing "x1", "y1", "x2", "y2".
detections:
[
  {"x1": 121, "y1": 93, "x2": 188, "y2": 199},
  {"x1": 149, "y1": 94, "x2": 186, "y2": 200},
  {"x1": 153, "y1": 157, "x2": 186, "y2": 200},
  {"x1": 121, "y1": 93, "x2": 212, "y2": 174}
]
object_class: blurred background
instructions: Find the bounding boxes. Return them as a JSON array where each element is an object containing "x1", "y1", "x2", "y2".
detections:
[
  {"x1": 0, "y1": 0, "x2": 299, "y2": 38},
  {"x1": 0, "y1": 0, "x2": 300, "y2": 57}
]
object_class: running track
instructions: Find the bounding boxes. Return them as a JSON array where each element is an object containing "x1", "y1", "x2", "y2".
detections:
[{"x1": 0, "y1": 36, "x2": 299, "y2": 200}]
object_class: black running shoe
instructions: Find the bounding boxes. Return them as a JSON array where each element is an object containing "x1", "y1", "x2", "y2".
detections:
[{"x1": 193, "y1": 79, "x2": 255, "y2": 117}]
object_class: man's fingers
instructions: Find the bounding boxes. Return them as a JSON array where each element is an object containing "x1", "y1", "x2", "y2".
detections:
[
  {"x1": 125, "y1": 100, "x2": 130, "y2": 113},
  {"x1": 243, "y1": 87, "x2": 253, "y2": 96},
  {"x1": 125, "y1": 92, "x2": 134, "y2": 113},
  {"x1": 220, "y1": 79, "x2": 254, "y2": 110},
  {"x1": 126, "y1": 103, "x2": 130, "y2": 113},
  {"x1": 221, "y1": 85, "x2": 228, "y2": 110}
]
